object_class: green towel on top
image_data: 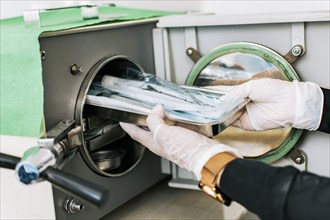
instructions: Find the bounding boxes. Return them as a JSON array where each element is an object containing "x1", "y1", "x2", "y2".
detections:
[{"x1": 0, "y1": 6, "x2": 175, "y2": 137}]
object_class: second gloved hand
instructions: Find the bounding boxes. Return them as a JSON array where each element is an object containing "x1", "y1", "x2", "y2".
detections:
[
  {"x1": 227, "y1": 78, "x2": 323, "y2": 131},
  {"x1": 120, "y1": 105, "x2": 241, "y2": 180}
]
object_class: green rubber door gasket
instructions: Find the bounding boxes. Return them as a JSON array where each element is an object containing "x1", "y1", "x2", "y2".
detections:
[{"x1": 185, "y1": 42, "x2": 303, "y2": 164}]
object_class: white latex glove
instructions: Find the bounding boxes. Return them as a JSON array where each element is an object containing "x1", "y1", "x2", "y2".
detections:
[
  {"x1": 120, "y1": 105, "x2": 241, "y2": 180},
  {"x1": 228, "y1": 78, "x2": 323, "y2": 131}
]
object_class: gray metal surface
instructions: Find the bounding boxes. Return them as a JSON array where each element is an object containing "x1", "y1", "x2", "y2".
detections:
[
  {"x1": 40, "y1": 22, "x2": 156, "y2": 130},
  {"x1": 39, "y1": 21, "x2": 166, "y2": 219},
  {"x1": 154, "y1": 20, "x2": 330, "y2": 181}
]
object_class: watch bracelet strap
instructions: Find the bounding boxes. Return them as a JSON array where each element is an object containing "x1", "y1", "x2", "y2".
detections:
[{"x1": 199, "y1": 152, "x2": 237, "y2": 206}]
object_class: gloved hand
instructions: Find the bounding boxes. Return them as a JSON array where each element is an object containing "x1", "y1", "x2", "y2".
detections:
[
  {"x1": 120, "y1": 105, "x2": 241, "y2": 180},
  {"x1": 226, "y1": 78, "x2": 323, "y2": 131}
]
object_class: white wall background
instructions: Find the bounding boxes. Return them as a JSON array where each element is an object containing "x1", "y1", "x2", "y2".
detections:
[{"x1": 1, "y1": 0, "x2": 329, "y2": 19}]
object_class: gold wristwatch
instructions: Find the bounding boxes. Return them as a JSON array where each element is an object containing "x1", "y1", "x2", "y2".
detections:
[{"x1": 198, "y1": 152, "x2": 236, "y2": 206}]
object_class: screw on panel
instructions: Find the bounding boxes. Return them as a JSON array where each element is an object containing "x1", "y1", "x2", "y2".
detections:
[
  {"x1": 70, "y1": 64, "x2": 83, "y2": 75},
  {"x1": 291, "y1": 45, "x2": 303, "y2": 57},
  {"x1": 295, "y1": 157, "x2": 302, "y2": 164},
  {"x1": 186, "y1": 47, "x2": 202, "y2": 63},
  {"x1": 284, "y1": 45, "x2": 304, "y2": 64},
  {"x1": 64, "y1": 198, "x2": 84, "y2": 214},
  {"x1": 289, "y1": 148, "x2": 305, "y2": 165},
  {"x1": 40, "y1": 50, "x2": 46, "y2": 60}
]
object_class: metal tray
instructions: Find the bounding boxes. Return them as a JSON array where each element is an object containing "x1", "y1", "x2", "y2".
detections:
[{"x1": 84, "y1": 96, "x2": 249, "y2": 137}]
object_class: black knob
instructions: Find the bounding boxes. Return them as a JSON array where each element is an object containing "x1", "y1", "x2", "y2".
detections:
[
  {"x1": 0, "y1": 153, "x2": 20, "y2": 169},
  {"x1": 41, "y1": 167, "x2": 108, "y2": 207}
]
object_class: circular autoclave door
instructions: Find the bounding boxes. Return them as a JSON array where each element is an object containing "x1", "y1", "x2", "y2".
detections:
[
  {"x1": 186, "y1": 42, "x2": 303, "y2": 164},
  {"x1": 75, "y1": 56, "x2": 146, "y2": 177}
]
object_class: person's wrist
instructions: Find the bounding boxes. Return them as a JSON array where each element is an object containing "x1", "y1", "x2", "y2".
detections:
[
  {"x1": 293, "y1": 81, "x2": 323, "y2": 130},
  {"x1": 192, "y1": 144, "x2": 241, "y2": 180}
]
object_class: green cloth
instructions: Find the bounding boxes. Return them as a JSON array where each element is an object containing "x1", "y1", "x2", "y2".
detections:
[{"x1": 0, "y1": 6, "x2": 175, "y2": 137}]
